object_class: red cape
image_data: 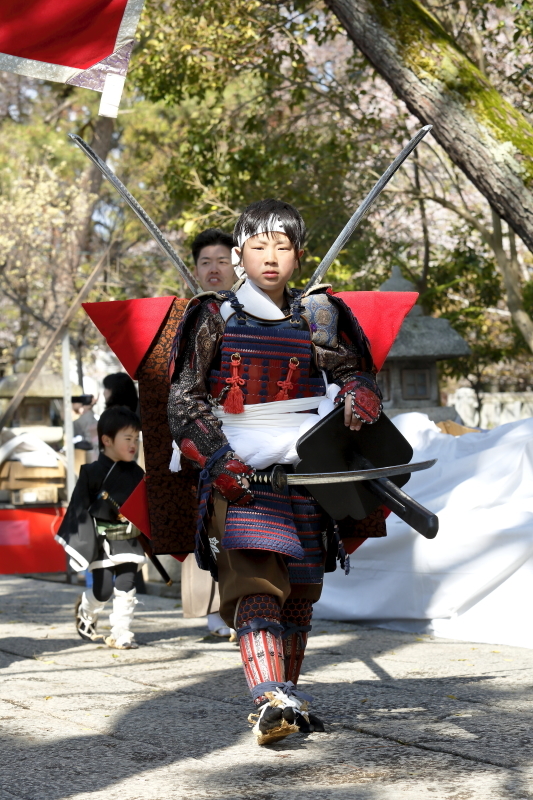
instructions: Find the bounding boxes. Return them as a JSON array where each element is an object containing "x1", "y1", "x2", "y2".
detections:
[
  {"x1": 83, "y1": 296, "x2": 175, "y2": 379},
  {"x1": 84, "y1": 290, "x2": 417, "y2": 378}
]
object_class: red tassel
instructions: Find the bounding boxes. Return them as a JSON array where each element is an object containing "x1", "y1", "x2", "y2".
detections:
[
  {"x1": 274, "y1": 357, "x2": 299, "y2": 402},
  {"x1": 223, "y1": 353, "x2": 246, "y2": 414}
]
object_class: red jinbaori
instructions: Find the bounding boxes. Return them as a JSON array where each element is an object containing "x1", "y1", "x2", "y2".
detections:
[{"x1": 0, "y1": 0, "x2": 145, "y2": 117}]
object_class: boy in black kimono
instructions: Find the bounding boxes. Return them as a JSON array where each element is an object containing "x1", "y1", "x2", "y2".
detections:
[{"x1": 56, "y1": 406, "x2": 145, "y2": 649}]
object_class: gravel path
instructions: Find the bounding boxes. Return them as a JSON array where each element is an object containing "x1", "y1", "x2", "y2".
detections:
[{"x1": 1, "y1": 575, "x2": 531, "y2": 799}]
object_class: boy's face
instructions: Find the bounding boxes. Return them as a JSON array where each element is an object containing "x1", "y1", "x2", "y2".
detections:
[
  {"x1": 237, "y1": 233, "x2": 303, "y2": 297},
  {"x1": 194, "y1": 243, "x2": 236, "y2": 292},
  {"x1": 101, "y1": 427, "x2": 139, "y2": 462}
]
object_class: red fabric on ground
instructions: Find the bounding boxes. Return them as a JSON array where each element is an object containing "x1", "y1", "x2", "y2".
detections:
[
  {"x1": 83, "y1": 296, "x2": 175, "y2": 379},
  {"x1": 0, "y1": 0, "x2": 128, "y2": 69},
  {"x1": 335, "y1": 291, "x2": 418, "y2": 371},
  {"x1": 0, "y1": 507, "x2": 66, "y2": 574}
]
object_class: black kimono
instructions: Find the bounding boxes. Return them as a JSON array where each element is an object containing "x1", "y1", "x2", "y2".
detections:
[{"x1": 55, "y1": 453, "x2": 145, "y2": 572}]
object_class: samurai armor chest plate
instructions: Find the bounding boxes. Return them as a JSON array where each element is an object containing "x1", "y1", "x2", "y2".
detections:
[{"x1": 209, "y1": 312, "x2": 326, "y2": 405}]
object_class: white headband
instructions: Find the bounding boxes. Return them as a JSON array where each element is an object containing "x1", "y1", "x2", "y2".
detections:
[
  {"x1": 231, "y1": 215, "x2": 288, "y2": 275},
  {"x1": 236, "y1": 215, "x2": 286, "y2": 248}
]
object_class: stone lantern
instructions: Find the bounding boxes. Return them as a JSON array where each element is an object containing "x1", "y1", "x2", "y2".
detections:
[{"x1": 378, "y1": 266, "x2": 471, "y2": 422}]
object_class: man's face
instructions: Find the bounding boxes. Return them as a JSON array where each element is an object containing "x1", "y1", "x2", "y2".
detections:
[{"x1": 194, "y1": 244, "x2": 236, "y2": 292}]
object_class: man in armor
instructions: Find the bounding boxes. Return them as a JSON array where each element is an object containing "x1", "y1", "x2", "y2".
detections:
[{"x1": 167, "y1": 198, "x2": 383, "y2": 744}]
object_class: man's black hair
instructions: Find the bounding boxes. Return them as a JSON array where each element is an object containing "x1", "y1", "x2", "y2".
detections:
[
  {"x1": 233, "y1": 199, "x2": 306, "y2": 253},
  {"x1": 97, "y1": 406, "x2": 141, "y2": 450},
  {"x1": 103, "y1": 372, "x2": 138, "y2": 413},
  {"x1": 191, "y1": 228, "x2": 234, "y2": 264}
]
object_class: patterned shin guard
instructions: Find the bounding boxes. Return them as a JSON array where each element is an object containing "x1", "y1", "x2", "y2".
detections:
[
  {"x1": 237, "y1": 594, "x2": 285, "y2": 705},
  {"x1": 280, "y1": 598, "x2": 313, "y2": 685}
]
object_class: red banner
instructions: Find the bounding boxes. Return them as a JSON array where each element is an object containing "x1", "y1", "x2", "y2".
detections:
[
  {"x1": 0, "y1": 1, "x2": 129, "y2": 69},
  {"x1": 0, "y1": 0, "x2": 145, "y2": 116}
]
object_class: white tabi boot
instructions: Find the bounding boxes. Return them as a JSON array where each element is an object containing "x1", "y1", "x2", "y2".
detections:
[
  {"x1": 207, "y1": 612, "x2": 232, "y2": 637},
  {"x1": 75, "y1": 590, "x2": 106, "y2": 641},
  {"x1": 106, "y1": 587, "x2": 139, "y2": 650}
]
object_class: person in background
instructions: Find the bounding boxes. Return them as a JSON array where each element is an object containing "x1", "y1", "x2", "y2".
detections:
[
  {"x1": 181, "y1": 228, "x2": 237, "y2": 638},
  {"x1": 101, "y1": 373, "x2": 146, "y2": 594},
  {"x1": 103, "y1": 373, "x2": 139, "y2": 413},
  {"x1": 192, "y1": 227, "x2": 236, "y2": 291},
  {"x1": 72, "y1": 394, "x2": 99, "y2": 462}
]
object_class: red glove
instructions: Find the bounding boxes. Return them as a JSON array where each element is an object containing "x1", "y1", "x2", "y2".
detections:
[
  {"x1": 212, "y1": 457, "x2": 255, "y2": 505},
  {"x1": 335, "y1": 376, "x2": 382, "y2": 424},
  {"x1": 180, "y1": 438, "x2": 255, "y2": 505}
]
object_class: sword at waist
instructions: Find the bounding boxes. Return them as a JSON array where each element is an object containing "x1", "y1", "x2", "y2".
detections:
[
  {"x1": 251, "y1": 460, "x2": 436, "y2": 490},
  {"x1": 250, "y1": 460, "x2": 439, "y2": 540}
]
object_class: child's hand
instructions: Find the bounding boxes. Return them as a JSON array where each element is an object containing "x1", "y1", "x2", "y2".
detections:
[
  {"x1": 234, "y1": 455, "x2": 250, "y2": 488},
  {"x1": 212, "y1": 456, "x2": 255, "y2": 505},
  {"x1": 344, "y1": 396, "x2": 363, "y2": 431},
  {"x1": 335, "y1": 378, "x2": 382, "y2": 426}
]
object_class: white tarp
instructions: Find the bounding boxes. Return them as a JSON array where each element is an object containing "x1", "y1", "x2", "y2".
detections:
[
  {"x1": 314, "y1": 413, "x2": 533, "y2": 649},
  {"x1": 0, "y1": 430, "x2": 63, "y2": 469}
]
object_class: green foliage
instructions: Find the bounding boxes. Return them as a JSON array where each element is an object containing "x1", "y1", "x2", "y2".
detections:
[
  {"x1": 522, "y1": 279, "x2": 533, "y2": 317},
  {"x1": 134, "y1": 0, "x2": 336, "y2": 105},
  {"x1": 2, "y1": 0, "x2": 532, "y2": 391},
  {"x1": 423, "y1": 242, "x2": 525, "y2": 387},
  {"x1": 423, "y1": 244, "x2": 502, "y2": 316},
  {"x1": 130, "y1": 1, "x2": 395, "y2": 286}
]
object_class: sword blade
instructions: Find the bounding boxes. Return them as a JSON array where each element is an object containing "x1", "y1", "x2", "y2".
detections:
[
  {"x1": 68, "y1": 134, "x2": 201, "y2": 295},
  {"x1": 287, "y1": 459, "x2": 436, "y2": 485},
  {"x1": 304, "y1": 125, "x2": 432, "y2": 291}
]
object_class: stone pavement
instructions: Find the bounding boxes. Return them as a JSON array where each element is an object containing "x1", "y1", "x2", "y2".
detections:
[{"x1": 0, "y1": 575, "x2": 532, "y2": 800}]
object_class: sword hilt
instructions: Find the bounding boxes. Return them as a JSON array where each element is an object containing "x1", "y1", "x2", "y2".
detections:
[{"x1": 250, "y1": 465, "x2": 288, "y2": 493}]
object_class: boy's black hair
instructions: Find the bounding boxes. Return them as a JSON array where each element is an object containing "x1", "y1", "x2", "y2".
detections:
[
  {"x1": 103, "y1": 372, "x2": 138, "y2": 413},
  {"x1": 97, "y1": 406, "x2": 141, "y2": 451},
  {"x1": 191, "y1": 228, "x2": 234, "y2": 264},
  {"x1": 233, "y1": 199, "x2": 306, "y2": 253}
]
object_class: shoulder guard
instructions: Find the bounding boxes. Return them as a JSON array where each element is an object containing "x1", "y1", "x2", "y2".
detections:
[
  {"x1": 168, "y1": 294, "x2": 224, "y2": 380},
  {"x1": 300, "y1": 289, "x2": 339, "y2": 348}
]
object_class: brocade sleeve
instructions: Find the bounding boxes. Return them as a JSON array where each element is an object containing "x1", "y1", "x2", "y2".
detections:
[
  {"x1": 313, "y1": 337, "x2": 373, "y2": 388},
  {"x1": 167, "y1": 303, "x2": 228, "y2": 461}
]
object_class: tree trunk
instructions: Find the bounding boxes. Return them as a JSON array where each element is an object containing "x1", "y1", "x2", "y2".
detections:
[
  {"x1": 490, "y1": 211, "x2": 533, "y2": 352},
  {"x1": 324, "y1": 0, "x2": 533, "y2": 253},
  {"x1": 77, "y1": 116, "x2": 115, "y2": 254}
]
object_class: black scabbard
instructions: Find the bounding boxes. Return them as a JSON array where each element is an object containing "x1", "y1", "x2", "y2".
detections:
[
  {"x1": 365, "y1": 478, "x2": 439, "y2": 540},
  {"x1": 138, "y1": 533, "x2": 173, "y2": 586}
]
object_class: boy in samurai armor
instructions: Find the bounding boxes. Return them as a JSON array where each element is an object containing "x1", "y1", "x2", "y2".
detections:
[
  {"x1": 56, "y1": 407, "x2": 146, "y2": 650},
  {"x1": 168, "y1": 199, "x2": 383, "y2": 744}
]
